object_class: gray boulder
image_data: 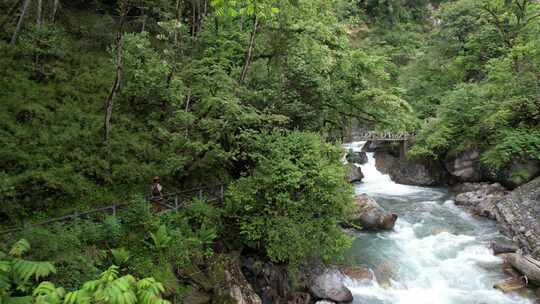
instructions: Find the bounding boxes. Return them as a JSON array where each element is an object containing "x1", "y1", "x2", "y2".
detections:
[
  {"x1": 349, "y1": 194, "x2": 397, "y2": 231},
  {"x1": 217, "y1": 254, "x2": 262, "y2": 304},
  {"x1": 374, "y1": 152, "x2": 448, "y2": 186},
  {"x1": 346, "y1": 150, "x2": 368, "y2": 165},
  {"x1": 494, "y1": 177, "x2": 540, "y2": 260},
  {"x1": 374, "y1": 152, "x2": 398, "y2": 175},
  {"x1": 362, "y1": 140, "x2": 400, "y2": 156},
  {"x1": 453, "y1": 183, "x2": 509, "y2": 219},
  {"x1": 445, "y1": 149, "x2": 484, "y2": 182},
  {"x1": 309, "y1": 268, "x2": 353, "y2": 303},
  {"x1": 346, "y1": 164, "x2": 364, "y2": 183}
]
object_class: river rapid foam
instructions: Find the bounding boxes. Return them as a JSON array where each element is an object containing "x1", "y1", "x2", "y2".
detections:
[{"x1": 343, "y1": 141, "x2": 533, "y2": 304}]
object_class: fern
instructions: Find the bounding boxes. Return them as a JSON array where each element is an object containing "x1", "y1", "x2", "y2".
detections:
[
  {"x1": 110, "y1": 248, "x2": 130, "y2": 267},
  {"x1": 63, "y1": 289, "x2": 92, "y2": 304},
  {"x1": 11, "y1": 259, "x2": 56, "y2": 284},
  {"x1": 62, "y1": 266, "x2": 170, "y2": 304},
  {"x1": 32, "y1": 282, "x2": 65, "y2": 304},
  {"x1": 8, "y1": 240, "x2": 31, "y2": 258},
  {"x1": 149, "y1": 225, "x2": 172, "y2": 251},
  {"x1": 136, "y1": 278, "x2": 167, "y2": 304}
]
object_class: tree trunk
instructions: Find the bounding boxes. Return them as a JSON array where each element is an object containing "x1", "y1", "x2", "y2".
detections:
[
  {"x1": 239, "y1": 15, "x2": 258, "y2": 83},
  {"x1": 141, "y1": 14, "x2": 146, "y2": 32},
  {"x1": 166, "y1": 0, "x2": 182, "y2": 88},
  {"x1": 173, "y1": 0, "x2": 181, "y2": 47},
  {"x1": 36, "y1": 0, "x2": 42, "y2": 27},
  {"x1": 52, "y1": 0, "x2": 60, "y2": 23},
  {"x1": 103, "y1": 10, "x2": 126, "y2": 143},
  {"x1": 11, "y1": 0, "x2": 31, "y2": 44}
]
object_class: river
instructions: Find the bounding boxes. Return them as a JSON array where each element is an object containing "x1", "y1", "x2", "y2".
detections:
[{"x1": 343, "y1": 141, "x2": 533, "y2": 304}]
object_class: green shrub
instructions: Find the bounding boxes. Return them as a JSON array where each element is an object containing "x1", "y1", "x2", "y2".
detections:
[{"x1": 224, "y1": 131, "x2": 354, "y2": 266}]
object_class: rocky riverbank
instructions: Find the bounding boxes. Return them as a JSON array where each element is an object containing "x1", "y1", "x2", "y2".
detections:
[
  {"x1": 362, "y1": 140, "x2": 540, "y2": 189},
  {"x1": 449, "y1": 178, "x2": 540, "y2": 261}
]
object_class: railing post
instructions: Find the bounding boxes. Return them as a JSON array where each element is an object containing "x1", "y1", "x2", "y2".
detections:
[
  {"x1": 112, "y1": 204, "x2": 117, "y2": 217},
  {"x1": 220, "y1": 184, "x2": 224, "y2": 201},
  {"x1": 174, "y1": 195, "x2": 179, "y2": 210}
]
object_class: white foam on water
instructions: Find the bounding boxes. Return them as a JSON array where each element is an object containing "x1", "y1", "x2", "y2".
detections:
[
  {"x1": 342, "y1": 141, "x2": 533, "y2": 304},
  {"x1": 344, "y1": 142, "x2": 437, "y2": 196}
]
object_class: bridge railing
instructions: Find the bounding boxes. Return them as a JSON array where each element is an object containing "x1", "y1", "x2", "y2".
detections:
[{"x1": 352, "y1": 130, "x2": 416, "y2": 141}]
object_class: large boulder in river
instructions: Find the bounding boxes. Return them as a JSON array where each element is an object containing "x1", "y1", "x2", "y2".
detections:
[
  {"x1": 346, "y1": 164, "x2": 364, "y2": 183},
  {"x1": 494, "y1": 177, "x2": 540, "y2": 260},
  {"x1": 373, "y1": 152, "x2": 448, "y2": 186},
  {"x1": 453, "y1": 182, "x2": 509, "y2": 219},
  {"x1": 346, "y1": 149, "x2": 368, "y2": 165},
  {"x1": 308, "y1": 268, "x2": 353, "y2": 303},
  {"x1": 349, "y1": 194, "x2": 397, "y2": 231},
  {"x1": 389, "y1": 158, "x2": 448, "y2": 186},
  {"x1": 362, "y1": 140, "x2": 401, "y2": 157},
  {"x1": 374, "y1": 151, "x2": 398, "y2": 175},
  {"x1": 445, "y1": 148, "x2": 484, "y2": 182}
]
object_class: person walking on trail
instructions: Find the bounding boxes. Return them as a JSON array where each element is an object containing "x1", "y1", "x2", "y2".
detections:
[{"x1": 151, "y1": 176, "x2": 163, "y2": 212}]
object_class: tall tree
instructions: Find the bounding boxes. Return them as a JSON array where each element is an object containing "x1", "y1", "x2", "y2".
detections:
[
  {"x1": 104, "y1": 0, "x2": 129, "y2": 143},
  {"x1": 10, "y1": 0, "x2": 31, "y2": 44},
  {"x1": 51, "y1": 0, "x2": 60, "y2": 23}
]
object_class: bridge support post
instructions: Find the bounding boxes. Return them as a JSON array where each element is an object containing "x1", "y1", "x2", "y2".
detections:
[{"x1": 400, "y1": 141, "x2": 408, "y2": 160}]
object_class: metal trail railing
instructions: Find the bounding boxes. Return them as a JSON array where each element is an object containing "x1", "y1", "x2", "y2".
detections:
[{"x1": 0, "y1": 184, "x2": 227, "y2": 235}]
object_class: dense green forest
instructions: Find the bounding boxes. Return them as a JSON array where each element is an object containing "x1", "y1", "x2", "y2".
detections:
[{"x1": 1, "y1": 0, "x2": 539, "y2": 302}]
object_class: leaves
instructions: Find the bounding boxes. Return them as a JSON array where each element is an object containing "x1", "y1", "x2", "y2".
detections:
[
  {"x1": 224, "y1": 131, "x2": 354, "y2": 266},
  {"x1": 149, "y1": 225, "x2": 172, "y2": 251},
  {"x1": 11, "y1": 259, "x2": 56, "y2": 284},
  {"x1": 110, "y1": 248, "x2": 130, "y2": 267},
  {"x1": 9, "y1": 239, "x2": 31, "y2": 258}
]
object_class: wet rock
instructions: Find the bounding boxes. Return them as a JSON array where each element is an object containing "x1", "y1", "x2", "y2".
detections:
[
  {"x1": 362, "y1": 140, "x2": 400, "y2": 157},
  {"x1": 504, "y1": 254, "x2": 540, "y2": 286},
  {"x1": 494, "y1": 177, "x2": 540, "y2": 260},
  {"x1": 308, "y1": 268, "x2": 353, "y2": 303},
  {"x1": 373, "y1": 263, "x2": 394, "y2": 286},
  {"x1": 217, "y1": 253, "x2": 262, "y2": 304},
  {"x1": 241, "y1": 257, "x2": 314, "y2": 304},
  {"x1": 348, "y1": 194, "x2": 397, "y2": 231},
  {"x1": 389, "y1": 159, "x2": 448, "y2": 186},
  {"x1": 491, "y1": 241, "x2": 519, "y2": 255},
  {"x1": 493, "y1": 277, "x2": 527, "y2": 293},
  {"x1": 445, "y1": 149, "x2": 484, "y2": 182},
  {"x1": 373, "y1": 152, "x2": 448, "y2": 186},
  {"x1": 241, "y1": 257, "x2": 292, "y2": 303},
  {"x1": 374, "y1": 151, "x2": 398, "y2": 175},
  {"x1": 315, "y1": 301, "x2": 336, "y2": 304},
  {"x1": 341, "y1": 266, "x2": 374, "y2": 282},
  {"x1": 451, "y1": 182, "x2": 492, "y2": 194},
  {"x1": 346, "y1": 164, "x2": 364, "y2": 183},
  {"x1": 346, "y1": 149, "x2": 368, "y2": 165},
  {"x1": 453, "y1": 183, "x2": 508, "y2": 219}
]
